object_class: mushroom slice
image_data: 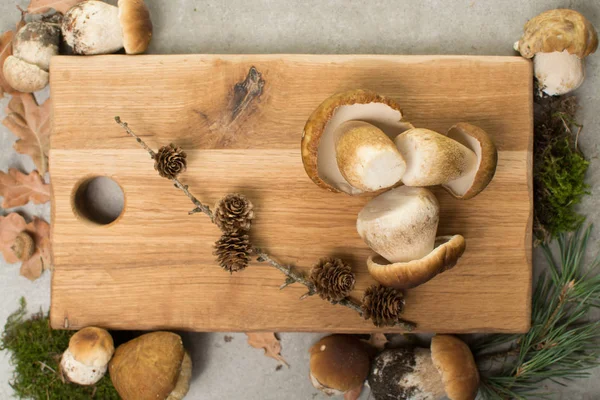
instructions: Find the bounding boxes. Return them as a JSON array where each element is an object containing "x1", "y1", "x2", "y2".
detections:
[
  {"x1": 394, "y1": 128, "x2": 478, "y2": 187},
  {"x1": 442, "y1": 122, "x2": 498, "y2": 200},
  {"x1": 431, "y1": 335, "x2": 480, "y2": 400},
  {"x1": 302, "y1": 89, "x2": 414, "y2": 195},
  {"x1": 367, "y1": 235, "x2": 465, "y2": 289},
  {"x1": 2, "y1": 55, "x2": 49, "y2": 93}
]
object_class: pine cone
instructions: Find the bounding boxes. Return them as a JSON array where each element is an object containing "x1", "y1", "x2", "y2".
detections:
[
  {"x1": 11, "y1": 232, "x2": 35, "y2": 261},
  {"x1": 153, "y1": 144, "x2": 187, "y2": 179},
  {"x1": 362, "y1": 285, "x2": 405, "y2": 327},
  {"x1": 214, "y1": 194, "x2": 255, "y2": 233},
  {"x1": 309, "y1": 257, "x2": 355, "y2": 303},
  {"x1": 214, "y1": 232, "x2": 252, "y2": 273}
]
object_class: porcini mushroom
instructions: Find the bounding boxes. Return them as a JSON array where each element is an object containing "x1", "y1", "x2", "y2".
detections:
[
  {"x1": 442, "y1": 123, "x2": 498, "y2": 200},
  {"x1": 59, "y1": 327, "x2": 114, "y2": 385},
  {"x1": 109, "y1": 331, "x2": 192, "y2": 400},
  {"x1": 368, "y1": 335, "x2": 479, "y2": 400},
  {"x1": 514, "y1": 9, "x2": 598, "y2": 96},
  {"x1": 62, "y1": 0, "x2": 153, "y2": 55},
  {"x1": 302, "y1": 89, "x2": 414, "y2": 195},
  {"x1": 357, "y1": 186, "x2": 466, "y2": 289},
  {"x1": 394, "y1": 128, "x2": 478, "y2": 187},
  {"x1": 309, "y1": 335, "x2": 370, "y2": 397}
]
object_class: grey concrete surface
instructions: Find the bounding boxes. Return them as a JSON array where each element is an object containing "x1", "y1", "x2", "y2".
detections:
[{"x1": 1, "y1": 0, "x2": 599, "y2": 399}]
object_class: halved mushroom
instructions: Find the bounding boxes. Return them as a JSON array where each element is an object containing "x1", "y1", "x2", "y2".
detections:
[
  {"x1": 442, "y1": 122, "x2": 498, "y2": 200},
  {"x1": 394, "y1": 128, "x2": 478, "y2": 187},
  {"x1": 514, "y1": 9, "x2": 597, "y2": 96},
  {"x1": 368, "y1": 335, "x2": 479, "y2": 400},
  {"x1": 367, "y1": 235, "x2": 466, "y2": 289},
  {"x1": 302, "y1": 89, "x2": 414, "y2": 195}
]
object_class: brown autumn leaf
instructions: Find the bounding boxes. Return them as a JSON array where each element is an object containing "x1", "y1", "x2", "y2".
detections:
[
  {"x1": 3, "y1": 93, "x2": 52, "y2": 175},
  {"x1": 0, "y1": 168, "x2": 51, "y2": 208},
  {"x1": 344, "y1": 384, "x2": 364, "y2": 400},
  {"x1": 27, "y1": 0, "x2": 84, "y2": 14},
  {"x1": 363, "y1": 333, "x2": 388, "y2": 351},
  {"x1": 245, "y1": 332, "x2": 289, "y2": 366}
]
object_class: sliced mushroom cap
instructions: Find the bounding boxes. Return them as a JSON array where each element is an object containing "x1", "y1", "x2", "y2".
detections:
[
  {"x1": 118, "y1": 0, "x2": 153, "y2": 54},
  {"x1": 2, "y1": 55, "x2": 49, "y2": 93},
  {"x1": 394, "y1": 128, "x2": 478, "y2": 187},
  {"x1": 60, "y1": 327, "x2": 115, "y2": 385},
  {"x1": 367, "y1": 235, "x2": 465, "y2": 289},
  {"x1": 302, "y1": 89, "x2": 414, "y2": 195},
  {"x1": 335, "y1": 120, "x2": 406, "y2": 192},
  {"x1": 357, "y1": 186, "x2": 440, "y2": 264},
  {"x1": 309, "y1": 335, "x2": 370, "y2": 396},
  {"x1": 515, "y1": 9, "x2": 598, "y2": 59},
  {"x1": 442, "y1": 122, "x2": 498, "y2": 200},
  {"x1": 13, "y1": 22, "x2": 60, "y2": 71},
  {"x1": 431, "y1": 335, "x2": 480, "y2": 400}
]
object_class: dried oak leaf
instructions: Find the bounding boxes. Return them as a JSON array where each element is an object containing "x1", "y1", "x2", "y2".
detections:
[
  {"x1": 27, "y1": 0, "x2": 84, "y2": 14},
  {"x1": 0, "y1": 213, "x2": 52, "y2": 281},
  {"x1": 0, "y1": 168, "x2": 50, "y2": 208},
  {"x1": 3, "y1": 93, "x2": 52, "y2": 175},
  {"x1": 344, "y1": 384, "x2": 364, "y2": 400},
  {"x1": 245, "y1": 333, "x2": 289, "y2": 367}
]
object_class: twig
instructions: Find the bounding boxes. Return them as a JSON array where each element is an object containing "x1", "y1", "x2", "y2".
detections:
[{"x1": 116, "y1": 118, "x2": 415, "y2": 331}]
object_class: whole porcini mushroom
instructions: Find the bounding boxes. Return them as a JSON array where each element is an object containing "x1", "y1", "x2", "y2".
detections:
[
  {"x1": 302, "y1": 89, "x2": 414, "y2": 195},
  {"x1": 368, "y1": 335, "x2": 479, "y2": 400},
  {"x1": 309, "y1": 335, "x2": 370, "y2": 396},
  {"x1": 357, "y1": 186, "x2": 466, "y2": 289},
  {"x1": 2, "y1": 21, "x2": 60, "y2": 93},
  {"x1": 109, "y1": 331, "x2": 192, "y2": 400},
  {"x1": 59, "y1": 327, "x2": 114, "y2": 385},
  {"x1": 62, "y1": 0, "x2": 153, "y2": 55},
  {"x1": 514, "y1": 9, "x2": 598, "y2": 95}
]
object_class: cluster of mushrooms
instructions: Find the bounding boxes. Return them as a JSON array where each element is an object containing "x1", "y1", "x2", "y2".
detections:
[
  {"x1": 60, "y1": 327, "x2": 191, "y2": 400},
  {"x1": 309, "y1": 334, "x2": 479, "y2": 400},
  {"x1": 4, "y1": 0, "x2": 152, "y2": 93},
  {"x1": 302, "y1": 89, "x2": 498, "y2": 289}
]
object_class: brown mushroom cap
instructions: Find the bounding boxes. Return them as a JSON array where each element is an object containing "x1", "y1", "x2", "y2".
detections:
[
  {"x1": 302, "y1": 89, "x2": 413, "y2": 194},
  {"x1": 119, "y1": 0, "x2": 153, "y2": 54},
  {"x1": 367, "y1": 235, "x2": 466, "y2": 289},
  {"x1": 69, "y1": 327, "x2": 114, "y2": 367},
  {"x1": 431, "y1": 335, "x2": 480, "y2": 400},
  {"x1": 109, "y1": 332, "x2": 185, "y2": 400},
  {"x1": 442, "y1": 122, "x2": 498, "y2": 200},
  {"x1": 516, "y1": 9, "x2": 598, "y2": 59},
  {"x1": 309, "y1": 335, "x2": 370, "y2": 395}
]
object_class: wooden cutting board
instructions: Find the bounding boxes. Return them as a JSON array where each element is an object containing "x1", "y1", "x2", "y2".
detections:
[{"x1": 49, "y1": 55, "x2": 532, "y2": 333}]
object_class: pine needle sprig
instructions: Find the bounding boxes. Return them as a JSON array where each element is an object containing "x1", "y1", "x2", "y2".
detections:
[{"x1": 474, "y1": 225, "x2": 600, "y2": 399}]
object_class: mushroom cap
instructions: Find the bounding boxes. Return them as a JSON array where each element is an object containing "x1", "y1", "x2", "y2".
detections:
[
  {"x1": 60, "y1": 348, "x2": 108, "y2": 385},
  {"x1": 3, "y1": 55, "x2": 49, "y2": 93},
  {"x1": 357, "y1": 186, "x2": 439, "y2": 263},
  {"x1": 68, "y1": 326, "x2": 115, "y2": 368},
  {"x1": 431, "y1": 335, "x2": 480, "y2": 400},
  {"x1": 62, "y1": 1, "x2": 124, "y2": 55},
  {"x1": 533, "y1": 50, "x2": 585, "y2": 96},
  {"x1": 301, "y1": 89, "x2": 414, "y2": 195},
  {"x1": 335, "y1": 120, "x2": 406, "y2": 192},
  {"x1": 309, "y1": 335, "x2": 370, "y2": 395},
  {"x1": 13, "y1": 22, "x2": 60, "y2": 71},
  {"x1": 516, "y1": 9, "x2": 598, "y2": 59},
  {"x1": 166, "y1": 353, "x2": 192, "y2": 400},
  {"x1": 394, "y1": 128, "x2": 478, "y2": 187},
  {"x1": 442, "y1": 123, "x2": 498, "y2": 200},
  {"x1": 367, "y1": 235, "x2": 466, "y2": 289},
  {"x1": 109, "y1": 331, "x2": 186, "y2": 400},
  {"x1": 118, "y1": 0, "x2": 153, "y2": 54}
]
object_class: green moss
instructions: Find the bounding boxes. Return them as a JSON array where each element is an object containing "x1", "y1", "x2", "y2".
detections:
[{"x1": 0, "y1": 298, "x2": 120, "y2": 400}]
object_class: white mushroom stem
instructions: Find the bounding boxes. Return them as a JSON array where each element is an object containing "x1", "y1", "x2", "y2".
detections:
[
  {"x1": 534, "y1": 50, "x2": 585, "y2": 96},
  {"x1": 2, "y1": 56, "x2": 49, "y2": 93},
  {"x1": 334, "y1": 121, "x2": 406, "y2": 192},
  {"x1": 60, "y1": 348, "x2": 108, "y2": 386}
]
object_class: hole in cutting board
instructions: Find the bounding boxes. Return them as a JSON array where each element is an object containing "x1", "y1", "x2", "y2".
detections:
[{"x1": 72, "y1": 177, "x2": 124, "y2": 225}]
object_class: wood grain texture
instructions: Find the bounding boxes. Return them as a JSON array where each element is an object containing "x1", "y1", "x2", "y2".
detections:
[{"x1": 49, "y1": 55, "x2": 533, "y2": 333}]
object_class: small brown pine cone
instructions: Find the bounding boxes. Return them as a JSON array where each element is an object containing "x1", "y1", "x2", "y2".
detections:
[
  {"x1": 154, "y1": 144, "x2": 187, "y2": 179},
  {"x1": 309, "y1": 257, "x2": 355, "y2": 303},
  {"x1": 214, "y1": 232, "x2": 252, "y2": 273},
  {"x1": 214, "y1": 194, "x2": 255, "y2": 233},
  {"x1": 362, "y1": 285, "x2": 405, "y2": 327},
  {"x1": 11, "y1": 232, "x2": 35, "y2": 261}
]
